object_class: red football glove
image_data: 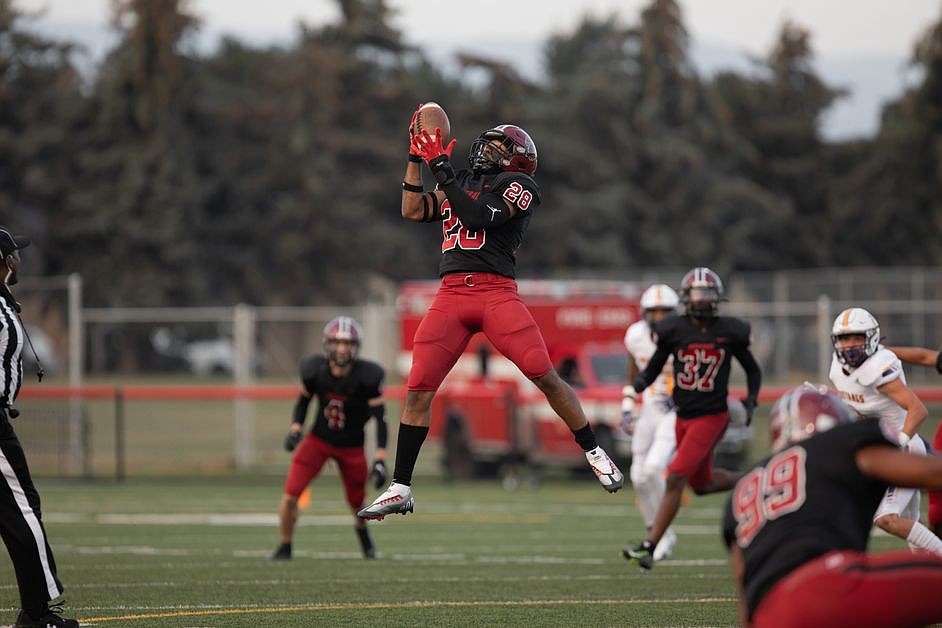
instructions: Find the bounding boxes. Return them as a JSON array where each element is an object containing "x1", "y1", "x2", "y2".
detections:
[
  {"x1": 408, "y1": 103, "x2": 424, "y2": 158},
  {"x1": 411, "y1": 128, "x2": 457, "y2": 164}
]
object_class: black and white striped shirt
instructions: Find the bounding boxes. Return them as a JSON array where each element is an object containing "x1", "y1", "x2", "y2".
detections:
[{"x1": 0, "y1": 292, "x2": 24, "y2": 408}]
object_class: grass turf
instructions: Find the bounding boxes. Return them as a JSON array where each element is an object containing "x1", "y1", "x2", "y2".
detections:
[{"x1": 0, "y1": 474, "x2": 911, "y2": 627}]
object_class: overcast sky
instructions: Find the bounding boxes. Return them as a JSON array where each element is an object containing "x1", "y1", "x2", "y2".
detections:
[{"x1": 18, "y1": 0, "x2": 942, "y2": 139}]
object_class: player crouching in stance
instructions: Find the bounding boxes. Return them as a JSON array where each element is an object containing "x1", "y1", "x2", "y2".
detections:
[
  {"x1": 829, "y1": 308, "x2": 942, "y2": 556},
  {"x1": 623, "y1": 284, "x2": 680, "y2": 562},
  {"x1": 358, "y1": 107, "x2": 623, "y2": 521},
  {"x1": 624, "y1": 267, "x2": 761, "y2": 569},
  {"x1": 271, "y1": 317, "x2": 388, "y2": 560},
  {"x1": 723, "y1": 386, "x2": 942, "y2": 628}
]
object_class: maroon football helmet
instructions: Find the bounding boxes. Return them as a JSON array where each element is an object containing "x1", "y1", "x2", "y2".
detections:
[
  {"x1": 469, "y1": 124, "x2": 538, "y2": 176},
  {"x1": 680, "y1": 267, "x2": 724, "y2": 318},
  {"x1": 323, "y1": 316, "x2": 362, "y2": 366},
  {"x1": 769, "y1": 386, "x2": 858, "y2": 451}
]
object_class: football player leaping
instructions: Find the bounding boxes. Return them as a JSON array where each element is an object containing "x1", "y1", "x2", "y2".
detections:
[
  {"x1": 271, "y1": 317, "x2": 388, "y2": 560},
  {"x1": 624, "y1": 267, "x2": 762, "y2": 570},
  {"x1": 829, "y1": 308, "x2": 942, "y2": 555},
  {"x1": 623, "y1": 284, "x2": 680, "y2": 562},
  {"x1": 358, "y1": 106, "x2": 623, "y2": 521}
]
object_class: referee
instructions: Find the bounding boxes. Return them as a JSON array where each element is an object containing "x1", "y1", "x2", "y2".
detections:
[{"x1": 0, "y1": 228, "x2": 77, "y2": 628}]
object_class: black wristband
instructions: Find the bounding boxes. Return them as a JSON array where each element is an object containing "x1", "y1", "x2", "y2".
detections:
[
  {"x1": 408, "y1": 153, "x2": 423, "y2": 163},
  {"x1": 402, "y1": 181, "x2": 424, "y2": 193},
  {"x1": 428, "y1": 155, "x2": 455, "y2": 186},
  {"x1": 936, "y1": 350, "x2": 942, "y2": 374}
]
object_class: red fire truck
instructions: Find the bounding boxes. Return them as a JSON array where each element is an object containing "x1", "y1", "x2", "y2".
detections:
[{"x1": 396, "y1": 280, "x2": 644, "y2": 477}]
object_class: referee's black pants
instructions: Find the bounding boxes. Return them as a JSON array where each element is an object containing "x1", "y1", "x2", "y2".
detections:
[{"x1": 0, "y1": 415, "x2": 63, "y2": 613}]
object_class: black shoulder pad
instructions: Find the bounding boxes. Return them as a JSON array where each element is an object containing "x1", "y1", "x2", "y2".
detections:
[{"x1": 301, "y1": 354, "x2": 326, "y2": 379}]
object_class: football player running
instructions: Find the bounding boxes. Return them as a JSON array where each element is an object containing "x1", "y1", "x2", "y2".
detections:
[
  {"x1": 623, "y1": 284, "x2": 680, "y2": 562},
  {"x1": 723, "y1": 386, "x2": 942, "y2": 628},
  {"x1": 271, "y1": 317, "x2": 388, "y2": 560},
  {"x1": 829, "y1": 308, "x2": 942, "y2": 555},
  {"x1": 886, "y1": 344, "x2": 942, "y2": 536},
  {"x1": 359, "y1": 106, "x2": 623, "y2": 521},
  {"x1": 624, "y1": 267, "x2": 761, "y2": 569}
]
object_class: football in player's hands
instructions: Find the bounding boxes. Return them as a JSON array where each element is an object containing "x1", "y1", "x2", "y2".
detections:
[{"x1": 410, "y1": 102, "x2": 450, "y2": 145}]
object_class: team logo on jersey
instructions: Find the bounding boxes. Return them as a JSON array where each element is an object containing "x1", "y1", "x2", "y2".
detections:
[{"x1": 324, "y1": 398, "x2": 346, "y2": 430}]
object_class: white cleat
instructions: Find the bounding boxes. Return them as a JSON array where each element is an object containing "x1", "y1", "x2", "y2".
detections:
[
  {"x1": 357, "y1": 482, "x2": 415, "y2": 521},
  {"x1": 654, "y1": 527, "x2": 676, "y2": 561},
  {"x1": 585, "y1": 447, "x2": 624, "y2": 493}
]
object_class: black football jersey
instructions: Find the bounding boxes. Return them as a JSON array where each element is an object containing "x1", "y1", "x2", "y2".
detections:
[
  {"x1": 637, "y1": 315, "x2": 755, "y2": 418},
  {"x1": 300, "y1": 355, "x2": 384, "y2": 448},
  {"x1": 722, "y1": 419, "x2": 893, "y2": 621},
  {"x1": 438, "y1": 170, "x2": 542, "y2": 279}
]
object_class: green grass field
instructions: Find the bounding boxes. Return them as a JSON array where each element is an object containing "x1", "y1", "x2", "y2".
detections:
[{"x1": 0, "y1": 473, "x2": 911, "y2": 627}]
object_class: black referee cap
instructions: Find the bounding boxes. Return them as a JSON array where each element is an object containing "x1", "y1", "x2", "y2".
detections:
[{"x1": 0, "y1": 228, "x2": 30, "y2": 257}]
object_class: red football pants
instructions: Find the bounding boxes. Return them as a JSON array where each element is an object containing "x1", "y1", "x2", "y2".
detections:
[
  {"x1": 667, "y1": 412, "x2": 729, "y2": 492},
  {"x1": 929, "y1": 425, "x2": 942, "y2": 528},
  {"x1": 283, "y1": 434, "x2": 367, "y2": 511},
  {"x1": 407, "y1": 273, "x2": 552, "y2": 391},
  {"x1": 752, "y1": 549, "x2": 942, "y2": 628}
]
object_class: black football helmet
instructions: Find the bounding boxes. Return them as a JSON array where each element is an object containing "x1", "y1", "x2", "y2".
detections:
[
  {"x1": 469, "y1": 125, "x2": 538, "y2": 176},
  {"x1": 680, "y1": 267, "x2": 724, "y2": 318},
  {"x1": 323, "y1": 316, "x2": 362, "y2": 366}
]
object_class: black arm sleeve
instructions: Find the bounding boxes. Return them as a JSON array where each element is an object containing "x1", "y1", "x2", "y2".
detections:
[
  {"x1": 734, "y1": 346, "x2": 762, "y2": 402},
  {"x1": 292, "y1": 394, "x2": 312, "y2": 427},
  {"x1": 370, "y1": 403, "x2": 388, "y2": 449},
  {"x1": 634, "y1": 346, "x2": 671, "y2": 393},
  {"x1": 440, "y1": 182, "x2": 514, "y2": 230}
]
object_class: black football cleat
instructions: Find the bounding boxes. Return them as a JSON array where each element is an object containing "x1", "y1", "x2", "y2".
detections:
[
  {"x1": 269, "y1": 542, "x2": 292, "y2": 561},
  {"x1": 14, "y1": 603, "x2": 79, "y2": 628},
  {"x1": 623, "y1": 541, "x2": 655, "y2": 571}
]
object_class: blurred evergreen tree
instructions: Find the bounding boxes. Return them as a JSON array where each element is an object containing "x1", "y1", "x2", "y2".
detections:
[
  {"x1": 53, "y1": 0, "x2": 206, "y2": 306},
  {"x1": 1, "y1": 0, "x2": 938, "y2": 309},
  {"x1": 0, "y1": 0, "x2": 83, "y2": 272},
  {"x1": 828, "y1": 9, "x2": 942, "y2": 265},
  {"x1": 712, "y1": 21, "x2": 844, "y2": 267}
]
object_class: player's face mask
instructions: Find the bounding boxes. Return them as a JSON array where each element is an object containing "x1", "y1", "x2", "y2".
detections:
[
  {"x1": 643, "y1": 307, "x2": 673, "y2": 326},
  {"x1": 326, "y1": 339, "x2": 357, "y2": 367},
  {"x1": 834, "y1": 334, "x2": 868, "y2": 368}
]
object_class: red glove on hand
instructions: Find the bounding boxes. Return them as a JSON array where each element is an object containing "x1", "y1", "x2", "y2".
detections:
[
  {"x1": 408, "y1": 103, "x2": 424, "y2": 158},
  {"x1": 411, "y1": 128, "x2": 457, "y2": 164}
]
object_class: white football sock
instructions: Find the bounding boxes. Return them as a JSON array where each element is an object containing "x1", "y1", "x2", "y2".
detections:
[{"x1": 906, "y1": 521, "x2": 942, "y2": 555}]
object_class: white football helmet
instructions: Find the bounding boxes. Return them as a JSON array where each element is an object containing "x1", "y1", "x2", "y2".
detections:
[
  {"x1": 831, "y1": 307, "x2": 880, "y2": 368},
  {"x1": 640, "y1": 284, "x2": 679, "y2": 312}
]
